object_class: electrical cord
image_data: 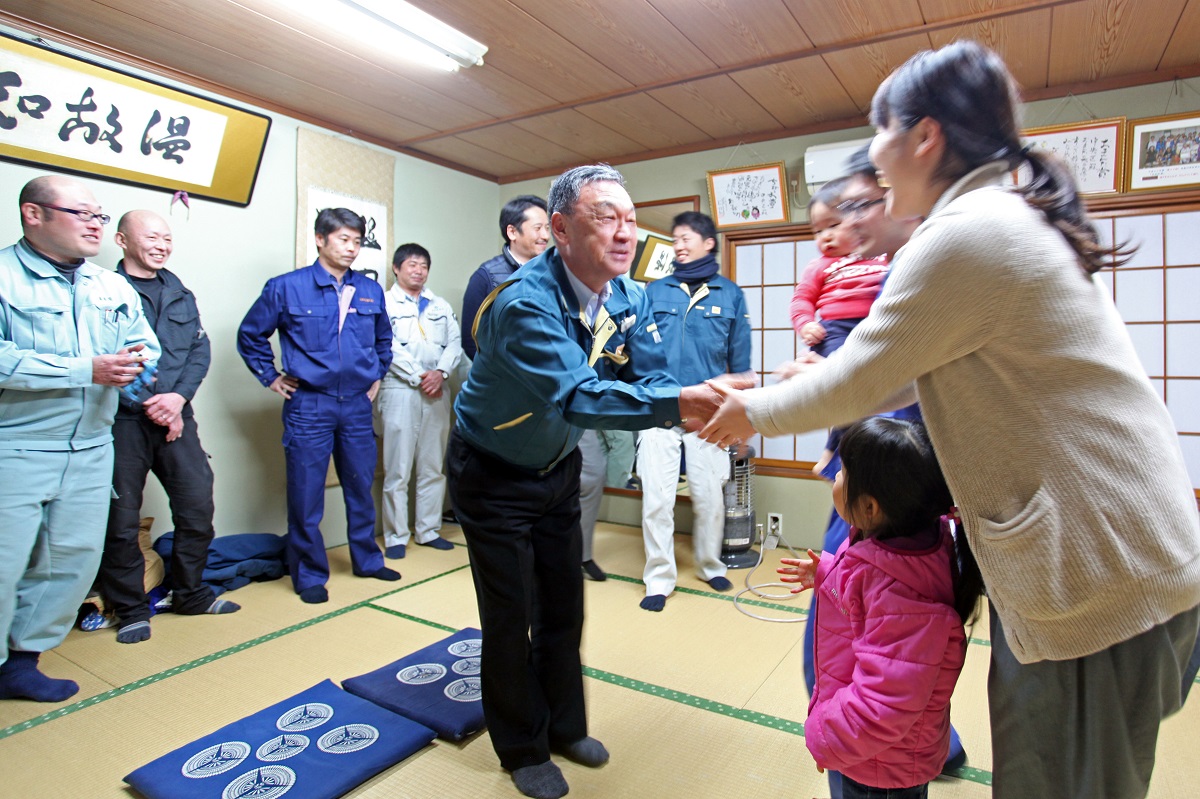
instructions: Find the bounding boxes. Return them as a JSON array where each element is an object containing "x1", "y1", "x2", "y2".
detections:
[{"x1": 731, "y1": 527, "x2": 811, "y2": 623}]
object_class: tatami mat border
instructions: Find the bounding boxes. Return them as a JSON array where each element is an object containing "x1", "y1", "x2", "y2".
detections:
[
  {"x1": 3, "y1": 557, "x2": 1094, "y2": 788},
  {"x1": 0, "y1": 563, "x2": 472, "y2": 741}
]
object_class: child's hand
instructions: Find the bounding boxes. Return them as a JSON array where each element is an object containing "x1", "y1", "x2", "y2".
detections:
[
  {"x1": 800, "y1": 322, "x2": 826, "y2": 346},
  {"x1": 777, "y1": 549, "x2": 820, "y2": 593}
]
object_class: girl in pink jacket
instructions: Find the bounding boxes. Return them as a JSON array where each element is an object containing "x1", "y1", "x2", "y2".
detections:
[{"x1": 779, "y1": 417, "x2": 983, "y2": 798}]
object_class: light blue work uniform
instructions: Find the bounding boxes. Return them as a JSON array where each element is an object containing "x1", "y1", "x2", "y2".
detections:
[{"x1": 0, "y1": 239, "x2": 159, "y2": 665}]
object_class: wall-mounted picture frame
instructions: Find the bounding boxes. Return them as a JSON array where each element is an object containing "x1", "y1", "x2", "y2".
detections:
[
  {"x1": 1020, "y1": 117, "x2": 1125, "y2": 195},
  {"x1": 1125, "y1": 111, "x2": 1200, "y2": 193},
  {"x1": 0, "y1": 32, "x2": 271, "y2": 206},
  {"x1": 632, "y1": 234, "x2": 675, "y2": 282},
  {"x1": 706, "y1": 162, "x2": 790, "y2": 230}
]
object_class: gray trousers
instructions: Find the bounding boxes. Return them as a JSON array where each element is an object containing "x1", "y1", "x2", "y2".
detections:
[
  {"x1": 577, "y1": 430, "x2": 606, "y2": 563},
  {"x1": 988, "y1": 603, "x2": 1200, "y2": 799}
]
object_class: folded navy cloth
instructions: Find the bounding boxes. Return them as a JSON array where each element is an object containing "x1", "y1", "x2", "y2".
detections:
[
  {"x1": 342, "y1": 628, "x2": 485, "y2": 741},
  {"x1": 154, "y1": 532, "x2": 287, "y2": 592},
  {"x1": 124, "y1": 679, "x2": 435, "y2": 799}
]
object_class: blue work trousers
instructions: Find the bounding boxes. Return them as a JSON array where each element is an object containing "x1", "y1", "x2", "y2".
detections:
[
  {"x1": 282, "y1": 389, "x2": 382, "y2": 592},
  {"x1": 0, "y1": 445, "x2": 113, "y2": 665}
]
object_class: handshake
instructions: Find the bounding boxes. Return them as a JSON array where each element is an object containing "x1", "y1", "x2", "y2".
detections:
[{"x1": 677, "y1": 371, "x2": 757, "y2": 447}]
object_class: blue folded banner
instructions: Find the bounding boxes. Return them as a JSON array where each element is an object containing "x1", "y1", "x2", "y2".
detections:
[
  {"x1": 124, "y1": 679, "x2": 435, "y2": 799},
  {"x1": 342, "y1": 627, "x2": 485, "y2": 741}
]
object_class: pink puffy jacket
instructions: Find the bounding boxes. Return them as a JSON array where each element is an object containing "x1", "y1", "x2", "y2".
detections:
[{"x1": 806, "y1": 524, "x2": 966, "y2": 789}]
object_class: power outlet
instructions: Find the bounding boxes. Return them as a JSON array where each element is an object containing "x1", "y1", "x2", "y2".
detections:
[{"x1": 765, "y1": 512, "x2": 782, "y2": 550}]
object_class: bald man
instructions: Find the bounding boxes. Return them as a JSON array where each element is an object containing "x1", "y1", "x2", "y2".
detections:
[
  {"x1": 0, "y1": 176, "x2": 158, "y2": 701},
  {"x1": 99, "y1": 210, "x2": 239, "y2": 645}
]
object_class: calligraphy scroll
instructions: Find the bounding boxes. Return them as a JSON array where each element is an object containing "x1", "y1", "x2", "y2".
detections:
[{"x1": 0, "y1": 33, "x2": 270, "y2": 206}]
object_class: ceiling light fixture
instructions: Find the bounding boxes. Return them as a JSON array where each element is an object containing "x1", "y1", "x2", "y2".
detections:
[
  {"x1": 343, "y1": 0, "x2": 487, "y2": 70},
  {"x1": 288, "y1": 0, "x2": 486, "y2": 72}
]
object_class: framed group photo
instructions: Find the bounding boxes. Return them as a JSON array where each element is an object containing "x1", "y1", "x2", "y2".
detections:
[{"x1": 1125, "y1": 111, "x2": 1200, "y2": 193}]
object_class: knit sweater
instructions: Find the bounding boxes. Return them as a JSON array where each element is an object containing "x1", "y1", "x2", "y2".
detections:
[{"x1": 745, "y1": 163, "x2": 1200, "y2": 663}]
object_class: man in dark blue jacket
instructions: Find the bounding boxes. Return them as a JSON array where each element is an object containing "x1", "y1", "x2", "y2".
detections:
[
  {"x1": 101, "y1": 210, "x2": 240, "y2": 645},
  {"x1": 459, "y1": 194, "x2": 549, "y2": 360},
  {"x1": 237, "y1": 208, "x2": 396, "y2": 604}
]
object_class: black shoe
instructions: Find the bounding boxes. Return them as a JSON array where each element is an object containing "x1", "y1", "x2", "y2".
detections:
[{"x1": 582, "y1": 560, "x2": 607, "y2": 581}]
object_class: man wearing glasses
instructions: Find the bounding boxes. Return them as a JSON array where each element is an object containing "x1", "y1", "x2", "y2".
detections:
[{"x1": 0, "y1": 175, "x2": 159, "y2": 702}]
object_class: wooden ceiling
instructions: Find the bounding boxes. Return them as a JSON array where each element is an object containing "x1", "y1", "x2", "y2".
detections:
[{"x1": 5, "y1": 0, "x2": 1200, "y2": 184}]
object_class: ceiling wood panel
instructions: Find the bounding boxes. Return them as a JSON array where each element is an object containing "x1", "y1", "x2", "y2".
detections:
[
  {"x1": 457, "y1": 124, "x2": 590, "y2": 172},
  {"x1": 783, "y1": 0, "x2": 927, "y2": 46},
  {"x1": 731, "y1": 57, "x2": 863, "y2": 127},
  {"x1": 413, "y1": 136, "x2": 539, "y2": 178},
  {"x1": 650, "y1": 75, "x2": 786, "y2": 139},
  {"x1": 506, "y1": 0, "x2": 717, "y2": 84},
  {"x1": 576, "y1": 93, "x2": 712, "y2": 151},
  {"x1": 1048, "y1": 0, "x2": 1188, "y2": 83},
  {"x1": 926, "y1": 10, "x2": 1053, "y2": 90},
  {"x1": 645, "y1": 0, "x2": 814, "y2": 66},
  {"x1": 822, "y1": 33, "x2": 937, "y2": 110},
  {"x1": 1150, "y1": 0, "x2": 1200, "y2": 71},
  {"x1": 4, "y1": 0, "x2": 1199, "y2": 181},
  {"x1": 918, "y1": 0, "x2": 1046, "y2": 23},
  {"x1": 513, "y1": 109, "x2": 646, "y2": 160},
  {"x1": 409, "y1": 0, "x2": 634, "y2": 102}
]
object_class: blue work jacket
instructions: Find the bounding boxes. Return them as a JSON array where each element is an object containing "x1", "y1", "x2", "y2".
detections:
[
  {"x1": 237, "y1": 262, "x2": 391, "y2": 399},
  {"x1": 0, "y1": 239, "x2": 160, "y2": 450},
  {"x1": 644, "y1": 273, "x2": 752, "y2": 386},
  {"x1": 455, "y1": 247, "x2": 680, "y2": 473}
]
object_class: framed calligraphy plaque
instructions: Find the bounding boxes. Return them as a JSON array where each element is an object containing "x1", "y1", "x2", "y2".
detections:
[
  {"x1": 632, "y1": 234, "x2": 675, "y2": 282},
  {"x1": 1125, "y1": 111, "x2": 1200, "y2": 194},
  {"x1": 1020, "y1": 118, "x2": 1125, "y2": 196},
  {"x1": 0, "y1": 33, "x2": 270, "y2": 206},
  {"x1": 706, "y1": 162, "x2": 790, "y2": 230}
]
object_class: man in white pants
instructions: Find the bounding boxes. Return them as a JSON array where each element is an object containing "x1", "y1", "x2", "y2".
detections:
[
  {"x1": 375, "y1": 243, "x2": 462, "y2": 559},
  {"x1": 637, "y1": 212, "x2": 752, "y2": 612}
]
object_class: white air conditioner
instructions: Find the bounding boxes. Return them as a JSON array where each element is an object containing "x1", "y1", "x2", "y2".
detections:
[{"x1": 803, "y1": 137, "x2": 873, "y2": 195}]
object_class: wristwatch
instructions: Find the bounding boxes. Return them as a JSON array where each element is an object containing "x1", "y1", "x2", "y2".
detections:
[{"x1": 438, "y1": 369, "x2": 449, "y2": 380}]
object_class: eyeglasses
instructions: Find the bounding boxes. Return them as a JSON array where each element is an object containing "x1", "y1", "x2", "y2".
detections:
[
  {"x1": 34, "y1": 204, "x2": 111, "y2": 225},
  {"x1": 835, "y1": 197, "x2": 885, "y2": 218}
]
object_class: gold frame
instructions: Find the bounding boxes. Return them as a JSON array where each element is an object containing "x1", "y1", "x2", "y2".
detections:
[
  {"x1": 0, "y1": 33, "x2": 271, "y2": 206},
  {"x1": 1124, "y1": 111, "x2": 1200, "y2": 194},
  {"x1": 632, "y1": 234, "x2": 675, "y2": 283},
  {"x1": 1021, "y1": 117, "x2": 1125, "y2": 196},
  {"x1": 706, "y1": 162, "x2": 790, "y2": 230}
]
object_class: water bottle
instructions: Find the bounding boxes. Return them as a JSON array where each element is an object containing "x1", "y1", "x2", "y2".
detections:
[{"x1": 121, "y1": 362, "x2": 158, "y2": 404}]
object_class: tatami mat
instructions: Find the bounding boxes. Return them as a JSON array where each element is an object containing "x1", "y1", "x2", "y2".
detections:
[{"x1": 2, "y1": 521, "x2": 1198, "y2": 798}]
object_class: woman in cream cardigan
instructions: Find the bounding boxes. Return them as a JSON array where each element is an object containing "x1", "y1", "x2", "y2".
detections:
[{"x1": 698, "y1": 41, "x2": 1200, "y2": 799}]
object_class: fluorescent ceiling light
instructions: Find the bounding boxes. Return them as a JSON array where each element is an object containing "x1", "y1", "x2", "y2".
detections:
[
  {"x1": 348, "y1": 0, "x2": 486, "y2": 68},
  {"x1": 288, "y1": 0, "x2": 487, "y2": 72}
]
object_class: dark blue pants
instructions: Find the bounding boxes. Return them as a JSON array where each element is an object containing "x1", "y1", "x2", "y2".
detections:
[
  {"x1": 841, "y1": 775, "x2": 927, "y2": 799},
  {"x1": 104, "y1": 414, "x2": 216, "y2": 623},
  {"x1": 447, "y1": 430, "x2": 587, "y2": 771},
  {"x1": 282, "y1": 389, "x2": 382, "y2": 592}
]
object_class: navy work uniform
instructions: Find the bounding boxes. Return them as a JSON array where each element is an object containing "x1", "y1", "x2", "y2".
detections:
[
  {"x1": 237, "y1": 262, "x2": 392, "y2": 594},
  {"x1": 103, "y1": 261, "x2": 216, "y2": 623},
  {"x1": 449, "y1": 247, "x2": 680, "y2": 771}
]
